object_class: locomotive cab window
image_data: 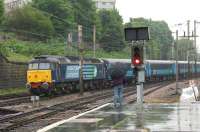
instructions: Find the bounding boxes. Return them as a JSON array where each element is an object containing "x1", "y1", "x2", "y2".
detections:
[
  {"x1": 29, "y1": 63, "x2": 52, "y2": 70},
  {"x1": 39, "y1": 63, "x2": 51, "y2": 69},
  {"x1": 29, "y1": 63, "x2": 39, "y2": 70}
]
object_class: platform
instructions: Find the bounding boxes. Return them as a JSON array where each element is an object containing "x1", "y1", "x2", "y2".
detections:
[{"x1": 38, "y1": 102, "x2": 200, "y2": 132}]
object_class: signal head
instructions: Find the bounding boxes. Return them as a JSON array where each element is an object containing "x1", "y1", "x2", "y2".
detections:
[{"x1": 131, "y1": 46, "x2": 143, "y2": 67}]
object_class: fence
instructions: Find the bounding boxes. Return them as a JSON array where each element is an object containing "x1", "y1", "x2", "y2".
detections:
[{"x1": 0, "y1": 53, "x2": 27, "y2": 89}]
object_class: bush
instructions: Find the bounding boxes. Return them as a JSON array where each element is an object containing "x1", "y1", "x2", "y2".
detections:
[{"x1": 0, "y1": 0, "x2": 4, "y2": 24}]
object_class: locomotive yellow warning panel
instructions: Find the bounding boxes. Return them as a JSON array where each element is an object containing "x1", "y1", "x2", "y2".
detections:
[{"x1": 27, "y1": 70, "x2": 52, "y2": 83}]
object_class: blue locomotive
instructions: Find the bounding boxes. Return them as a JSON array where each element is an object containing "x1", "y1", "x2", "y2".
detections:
[
  {"x1": 26, "y1": 55, "x2": 200, "y2": 95},
  {"x1": 27, "y1": 56, "x2": 105, "y2": 95}
]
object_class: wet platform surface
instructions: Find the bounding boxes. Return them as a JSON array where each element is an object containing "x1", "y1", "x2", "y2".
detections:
[{"x1": 40, "y1": 102, "x2": 200, "y2": 132}]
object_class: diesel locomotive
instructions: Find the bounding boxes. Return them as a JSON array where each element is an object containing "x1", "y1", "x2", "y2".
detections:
[
  {"x1": 26, "y1": 55, "x2": 107, "y2": 95},
  {"x1": 26, "y1": 55, "x2": 200, "y2": 95}
]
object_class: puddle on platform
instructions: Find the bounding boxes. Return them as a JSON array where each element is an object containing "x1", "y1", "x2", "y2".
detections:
[
  {"x1": 46, "y1": 103, "x2": 200, "y2": 132},
  {"x1": 180, "y1": 86, "x2": 199, "y2": 102}
]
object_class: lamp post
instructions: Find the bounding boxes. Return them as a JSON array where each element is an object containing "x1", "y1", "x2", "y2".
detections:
[{"x1": 175, "y1": 30, "x2": 179, "y2": 94}]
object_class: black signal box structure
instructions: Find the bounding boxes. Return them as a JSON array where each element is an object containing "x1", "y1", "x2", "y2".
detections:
[
  {"x1": 125, "y1": 27, "x2": 149, "y2": 41},
  {"x1": 124, "y1": 27, "x2": 149, "y2": 105}
]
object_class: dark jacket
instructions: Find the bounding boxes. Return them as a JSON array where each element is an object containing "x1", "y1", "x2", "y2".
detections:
[{"x1": 112, "y1": 77, "x2": 124, "y2": 87}]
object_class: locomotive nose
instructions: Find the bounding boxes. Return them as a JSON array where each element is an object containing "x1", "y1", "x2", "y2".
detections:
[{"x1": 27, "y1": 70, "x2": 52, "y2": 83}]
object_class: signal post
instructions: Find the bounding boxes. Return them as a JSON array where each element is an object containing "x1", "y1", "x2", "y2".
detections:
[
  {"x1": 125, "y1": 27, "x2": 149, "y2": 105},
  {"x1": 131, "y1": 45, "x2": 145, "y2": 103}
]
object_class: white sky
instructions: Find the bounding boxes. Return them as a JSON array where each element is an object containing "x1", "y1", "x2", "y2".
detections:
[
  {"x1": 115, "y1": 0, "x2": 200, "y2": 25},
  {"x1": 115, "y1": 0, "x2": 200, "y2": 51}
]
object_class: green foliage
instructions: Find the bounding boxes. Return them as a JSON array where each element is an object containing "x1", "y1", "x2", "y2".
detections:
[
  {"x1": 0, "y1": 0, "x2": 4, "y2": 24},
  {"x1": 1, "y1": 0, "x2": 125, "y2": 55},
  {"x1": 4, "y1": 6, "x2": 54, "y2": 40},
  {"x1": 98, "y1": 9, "x2": 125, "y2": 52},
  {"x1": 1, "y1": 38, "x2": 130, "y2": 62},
  {"x1": 32, "y1": 0, "x2": 101, "y2": 41},
  {"x1": 176, "y1": 39, "x2": 195, "y2": 61},
  {"x1": 1, "y1": 1, "x2": 127, "y2": 59},
  {"x1": 1, "y1": 39, "x2": 65, "y2": 56},
  {"x1": 70, "y1": 0, "x2": 101, "y2": 42},
  {"x1": 125, "y1": 18, "x2": 173, "y2": 60},
  {"x1": 32, "y1": 0, "x2": 74, "y2": 36},
  {"x1": 0, "y1": 87, "x2": 27, "y2": 96}
]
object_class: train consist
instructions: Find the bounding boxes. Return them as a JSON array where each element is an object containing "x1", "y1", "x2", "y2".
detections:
[{"x1": 26, "y1": 55, "x2": 200, "y2": 95}]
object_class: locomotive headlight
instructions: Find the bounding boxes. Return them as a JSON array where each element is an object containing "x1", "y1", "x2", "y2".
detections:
[
  {"x1": 41, "y1": 82, "x2": 49, "y2": 89},
  {"x1": 26, "y1": 83, "x2": 31, "y2": 89}
]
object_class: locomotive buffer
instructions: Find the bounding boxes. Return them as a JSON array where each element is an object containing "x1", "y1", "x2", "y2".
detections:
[{"x1": 125, "y1": 27, "x2": 150, "y2": 104}]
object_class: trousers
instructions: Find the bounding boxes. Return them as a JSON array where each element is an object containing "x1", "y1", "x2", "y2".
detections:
[{"x1": 113, "y1": 84, "x2": 123, "y2": 107}]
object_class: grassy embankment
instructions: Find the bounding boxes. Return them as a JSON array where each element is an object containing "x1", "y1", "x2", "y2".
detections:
[
  {"x1": 0, "y1": 39, "x2": 131, "y2": 62},
  {"x1": 0, "y1": 87, "x2": 27, "y2": 96}
]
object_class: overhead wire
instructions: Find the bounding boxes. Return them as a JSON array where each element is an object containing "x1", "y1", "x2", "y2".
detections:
[
  {"x1": 1, "y1": 27, "x2": 51, "y2": 38},
  {"x1": 31, "y1": 2, "x2": 95, "y2": 31}
]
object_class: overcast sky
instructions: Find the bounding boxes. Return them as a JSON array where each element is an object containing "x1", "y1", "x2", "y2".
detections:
[
  {"x1": 115, "y1": 0, "x2": 200, "y2": 51},
  {"x1": 115, "y1": 0, "x2": 200, "y2": 26}
]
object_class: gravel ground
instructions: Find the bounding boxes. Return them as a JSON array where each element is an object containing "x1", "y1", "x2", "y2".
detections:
[
  {"x1": 144, "y1": 79, "x2": 200, "y2": 103},
  {"x1": 4, "y1": 89, "x2": 111, "y2": 112}
]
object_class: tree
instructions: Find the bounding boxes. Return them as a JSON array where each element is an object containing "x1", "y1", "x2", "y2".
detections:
[
  {"x1": 125, "y1": 18, "x2": 173, "y2": 60},
  {"x1": 177, "y1": 39, "x2": 195, "y2": 61},
  {"x1": 4, "y1": 6, "x2": 54, "y2": 40},
  {"x1": 33, "y1": 0, "x2": 74, "y2": 36},
  {"x1": 70, "y1": 0, "x2": 101, "y2": 42},
  {"x1": 0, "y1": 0, "x2": 4, "y2": 24},
  {"x1": 98, "y1": 10, "x2": 125, "y2": 52}
]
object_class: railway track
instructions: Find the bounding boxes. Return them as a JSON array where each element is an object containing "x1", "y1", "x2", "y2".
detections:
[
  {"x1": 0, "y1": 93, "x2": 30, "y2": 100},
  {"x1": 0, "y1": 81, "x2": 165, "y2": 107},
  {"x1": 0, "y1": 92, "x2": 32, "y2": 107},
  {"x1": 0, "y1": 81, "x2": 171, "y2": 131},
  {"x1": 0, "y1": 96, "x2": 30, "y2": 107}
]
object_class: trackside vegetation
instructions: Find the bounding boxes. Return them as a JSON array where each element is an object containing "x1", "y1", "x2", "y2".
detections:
[
  {"x1": 0, "y1": 0, "x2": 194, "y2": 62},
  {"x1": 0, "y1": 87, "x2": 27, "y2": 96}
]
